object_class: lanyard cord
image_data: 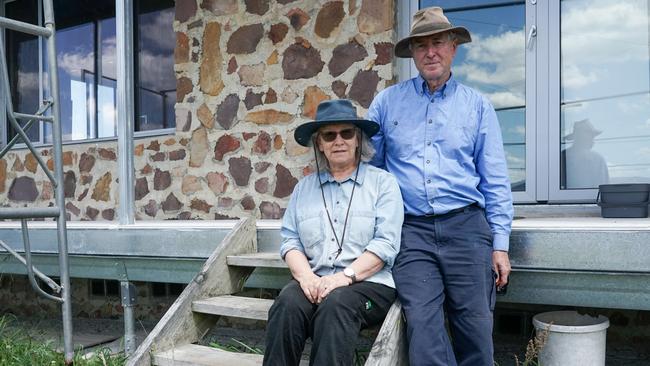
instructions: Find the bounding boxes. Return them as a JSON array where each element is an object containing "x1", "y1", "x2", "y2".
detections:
[{"x1": 313, "y1": 140, "x2": 362, "y2": 260}]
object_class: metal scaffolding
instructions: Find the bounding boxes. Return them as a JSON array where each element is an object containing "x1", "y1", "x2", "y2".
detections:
[{"x1": 0, "y1": 0, "x2": 74, "y2": 363}]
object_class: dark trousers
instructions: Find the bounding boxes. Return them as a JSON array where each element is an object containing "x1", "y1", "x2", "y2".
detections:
[
  {"x1": 394, "y1": 205, "x2": 497, "y2": 366},
  {"x1": 263, "y1": 279, "x2": 395, "y2": 366}
]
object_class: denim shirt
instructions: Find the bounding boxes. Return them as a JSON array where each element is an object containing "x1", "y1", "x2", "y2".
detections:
[
  {"x1": 280, "y1": 163, "x2": 404, "y2": 288},
  {"x1": 368, "y1": 74, "x2": 514, "y2": 251}
]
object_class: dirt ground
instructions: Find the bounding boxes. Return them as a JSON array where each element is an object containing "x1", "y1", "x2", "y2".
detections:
[{"x1": 3, "y1": 315, "x2": 649, "y2": 365}]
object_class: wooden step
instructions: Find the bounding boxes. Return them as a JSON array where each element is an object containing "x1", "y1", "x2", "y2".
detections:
[
  {"x1": 153, "y1": 344, "x2": 310, "y2": 366},
  {"x1": 192, "y1": 295, "x2": 273, "y2": 321},
  {"x1": 227, "y1": 252, "x2": 286, "y2": 268},
  {"x1": 153, "y1": 344, "x2": 264, "y2": 366}
]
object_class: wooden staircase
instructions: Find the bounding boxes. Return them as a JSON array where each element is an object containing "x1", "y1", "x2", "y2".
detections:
[{"x1": 127, "y1": 217, "x2": 408, "y2": 366}]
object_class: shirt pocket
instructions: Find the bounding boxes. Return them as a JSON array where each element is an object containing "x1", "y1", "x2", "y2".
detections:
[
  {"x1": 385, "y1": 120, "x2": 419, "y2": 159},
  {"x1": 345, "y1": 210, "x2": 375, "y2": 255},
  {"x1": 297, "y1": 212, "x2": 324, "y2": 255}
]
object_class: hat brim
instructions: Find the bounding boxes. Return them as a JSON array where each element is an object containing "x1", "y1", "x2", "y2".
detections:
[
  {"x1": 294, "y1": 118, "x2": 379, "y2": 147},
  {"x1": 394, "y1": 27, "x2": 471, "y2": 58},
  {"x1": 564, "y1": 130, "x2": 602, "y2": 141}
]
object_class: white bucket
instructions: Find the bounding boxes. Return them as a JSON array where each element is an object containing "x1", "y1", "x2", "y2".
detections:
[{"x1": 532, "y1": 311, "x2": 610, "y2": 366}]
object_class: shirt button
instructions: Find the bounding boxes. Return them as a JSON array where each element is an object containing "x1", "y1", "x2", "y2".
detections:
[
  {"x1": 426, "y1": 160, "x2": 430, "y2": 164},
  {"x1": 334, "y1": 219, "x2": 338, "y2": 223},
  {"x1": 427, "y1": 179, "x2": 431, "y2": 184},
  {"x1": 427, "y1": 141, "x2": 431, "y2": 146},
  {"x1": 336, "y1": 201, "x2": 340, "y2": 204},
  {"x1": 331, "y1": 238, "x2": 335, "y2": 241},
  {"x1": 393, "y1": 121, "x2": 398, "y2": 125},
  {"x1": 328, "y1": 257, "x2": 332, "y2": 260},
  {"x1": 428, "y1": 119, "x2": 433, "y2": 124}
]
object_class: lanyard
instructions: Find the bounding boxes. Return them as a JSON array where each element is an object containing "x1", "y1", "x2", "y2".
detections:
[{"x1": 313, "y1": 143, "x2": 361, "y2": 260}]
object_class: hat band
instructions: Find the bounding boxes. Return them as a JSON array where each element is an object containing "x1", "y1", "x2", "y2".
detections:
[
  {"x1": 315, "y1": 112, "x2": 360, "y2": 121},
  {"x1": 410, "y1": 22, "x2": 452, "y2": 37}
]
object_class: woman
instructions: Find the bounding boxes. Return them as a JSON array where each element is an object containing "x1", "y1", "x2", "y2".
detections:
[{"x1": 263, "y1": 99, "x2": 404, "y2": 366}]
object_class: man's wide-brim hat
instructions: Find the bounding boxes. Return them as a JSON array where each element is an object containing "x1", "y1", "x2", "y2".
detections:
[
  {"x1": 565, "y1": 119, "x2": 602, "y2": 140},
  {"x1": 294, "y1": 99, "x2": 379, "y2": 147},
  {"x1": 395, "y1": 6, "x2": 472, "y2": 58}
]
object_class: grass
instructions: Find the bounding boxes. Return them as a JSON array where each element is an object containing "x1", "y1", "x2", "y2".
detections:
[
  {"x1": 0, "y1": 315, "x2": 126, "y2": 366},
  {"x1": 512, "y1": 323, "x2": 551, "y2": 366}
]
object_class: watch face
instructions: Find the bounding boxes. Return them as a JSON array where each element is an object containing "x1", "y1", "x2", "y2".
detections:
[{"x1": 344, "y1": 267, "x2": 354, "y2": 277}]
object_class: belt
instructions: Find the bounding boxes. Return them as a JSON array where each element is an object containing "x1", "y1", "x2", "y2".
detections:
[{"x1": 405, "y1": 203, "x2": 480, "y2": 220}]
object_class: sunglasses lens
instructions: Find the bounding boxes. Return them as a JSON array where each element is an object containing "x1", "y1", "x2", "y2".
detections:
[
  {"x1": 320, "y1": 129, "x2": 356, "y2": 142},
  {"x1": 321, "y1": 132, "x2": 337, "y2": 142},
  {"x1": 340, "y1": 129, "x2": 356, "y2": 140}
]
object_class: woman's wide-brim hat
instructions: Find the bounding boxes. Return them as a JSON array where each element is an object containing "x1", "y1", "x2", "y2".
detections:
[
  {"x1": 395, "y1": 6, "x2": 471, "y2": 58},
  {"x1": 294, "y1": 99, "x2": 379, "y2": 147}
]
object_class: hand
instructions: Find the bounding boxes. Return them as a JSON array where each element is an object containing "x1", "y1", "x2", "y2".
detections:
[
  {"x1": 492, "y1": 250, "x2": 511, "y2": 288},
  {"x1": 316, "y1": 272, "x2": 351, "y2": 304},
  {"x1": 297, "y1": 274, "x2": 322, "y2": 304}
]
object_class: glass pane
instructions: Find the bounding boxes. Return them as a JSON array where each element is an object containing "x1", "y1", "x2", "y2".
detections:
[
  {"x1": 422, "y1": 2, "x2": 527, "y2": 191},
  {"x1": 560, "y1": 0, "x2": 650, "y2": 189},
  {"x1": 98, "y1": 17, "x2": 117, "y2": 138},
  {"x1": 135, "y1": 0, "x2": 176, "y2": 132},
  {"x1": 42, "y1": 0, "x2": 116, "y2": 142},
  {"x1": 420, "y1": 1, "x2": 524, "y2": 11},
  {"x1": 6, "y1": 0, "x2": 40, "y2": 143}
]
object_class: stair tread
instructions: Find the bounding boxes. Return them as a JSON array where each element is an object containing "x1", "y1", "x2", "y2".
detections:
[
  {"x1": 153, "y1": 344, "x2": 310, "y2": 366},
  {"x1": 153, "y1": 344, "x2": 264, "y2": 366},
  {"x1": 227, "y1": 252, "x2": 286, "y2": 268},
  {"x1": 192, "y1": 295, "x2": 273, "y2": 320}
]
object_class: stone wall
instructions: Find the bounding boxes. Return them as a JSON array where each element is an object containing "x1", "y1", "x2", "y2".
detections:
[{"x1": 0, "y1": 0, "x2": 396, "y2": 220}]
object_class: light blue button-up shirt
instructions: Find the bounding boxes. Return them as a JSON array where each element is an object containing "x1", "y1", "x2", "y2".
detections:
[
  {"x1": 368, "y1": 75, "x2": 513, "y2": 251},
  {"x1": 280, "y1": 162, "x2": 404, "y2": 288}
]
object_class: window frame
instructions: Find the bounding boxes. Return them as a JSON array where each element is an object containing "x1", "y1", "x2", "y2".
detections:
[{"x1": 0, "y1": 0, "x2": 175, "y2": 149}]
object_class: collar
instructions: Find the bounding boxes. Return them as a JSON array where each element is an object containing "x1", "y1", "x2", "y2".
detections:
[
  {"x1": 414, "y1": 73, "x2": 456, "y2": 99},
  {"x1": 319, "y1": 161, "x2": 367, "y2": 186}
]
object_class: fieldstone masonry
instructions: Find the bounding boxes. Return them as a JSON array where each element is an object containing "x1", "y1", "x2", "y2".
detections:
[{"x1": 0, "y1": 0, "x2": 395, "y2": 220}]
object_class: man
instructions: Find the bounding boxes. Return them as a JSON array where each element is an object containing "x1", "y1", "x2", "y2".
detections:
[{"x1": 368, "y1": 7, "x2": 513, "y2": 366}]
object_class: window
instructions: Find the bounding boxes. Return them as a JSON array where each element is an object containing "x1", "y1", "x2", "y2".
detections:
[
  {"x1": 135, "y1": 0, "x2": 176, "y2": 132},
  {"x1": 559, "y1": 0, "x2": 650, "y2": 190},
  {"x1": 415, "y1": 0, "x2": 650, "y2": 202},
  {"x1": 2, "y1": 0, "x2": 175, "y2": 145},
  {"x1": 90, "y1": 278, "x2": 120, "y2": 297}
]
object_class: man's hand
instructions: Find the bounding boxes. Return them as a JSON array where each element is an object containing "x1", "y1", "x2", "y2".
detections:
[
  {"x1": 492, "y1": 250, "x2": 511, "y2": 288},
  {"x1": 315, "y1": 272, "x2": 351, "y2": 304}
]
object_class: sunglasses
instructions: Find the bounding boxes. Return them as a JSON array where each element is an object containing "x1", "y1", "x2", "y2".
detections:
[{"x1": 319, "y1": 128, "x2": 356, "y2": 142}]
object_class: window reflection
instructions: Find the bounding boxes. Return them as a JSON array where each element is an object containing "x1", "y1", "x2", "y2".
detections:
[
  {"x1": 6, "y1": 0, "x2": 40, "y2": 142},
  {"x1": 421, "y1": 2, "x2": 527, "y2": 191},
  {"x1": 135, "y1": 0, "x2": 176, "y2": 132},
  {"x1": 560, "y1": 0, "x2": 650, "y2": 188},
  {"x1": 41, "y1": 0, "x2": 116, "y2": 143}
]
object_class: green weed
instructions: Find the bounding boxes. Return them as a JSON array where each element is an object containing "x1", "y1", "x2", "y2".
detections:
[{"x1": 0, "y1": 315, "x2": 126, "y2": 366}]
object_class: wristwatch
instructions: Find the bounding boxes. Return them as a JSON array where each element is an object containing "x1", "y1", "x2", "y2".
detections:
[{"x1": 343, "y1": 267, "x2": 357, "y2": 283}]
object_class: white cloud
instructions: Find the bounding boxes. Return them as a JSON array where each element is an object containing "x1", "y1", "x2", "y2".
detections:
[
  {"x1": 101, "y1": 37, "x2": 117, "y2": 81},
  {"x1": 138, "y1": 50, "x2": 176, "y2": 91},
  {"x1": 507, "y1": 154, "x2": 525, "y2": 166},
  {"x1": 455, "y1": 31, "x2": 525, "y2": 109},
  {"x1": 485, "y1": 91, "x2": 525, "y2": 109},
  {"x1": 561, "y1": 63, "x2": 598, "y2": 89},
  {"x1": 138, "y1": 9, "x2": 175, "y2": 53},
  {"x1": 57, "y1": 50, "x2": 94, "y2": 78},
  {"x1": 17, "y1": 71, "x2": 39, "y2": 94}
]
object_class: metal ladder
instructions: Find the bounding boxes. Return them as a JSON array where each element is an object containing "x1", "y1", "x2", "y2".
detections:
[{"x1": 0, "y1": 0, "x2": 74, "y2": 363}]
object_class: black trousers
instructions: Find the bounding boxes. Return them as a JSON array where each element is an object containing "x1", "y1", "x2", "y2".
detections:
[{"x1": 263, "y1": 279, "x2": 395, "y2": 366}]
